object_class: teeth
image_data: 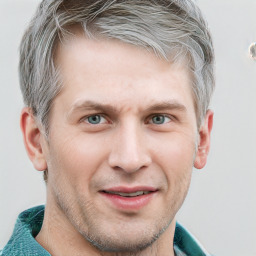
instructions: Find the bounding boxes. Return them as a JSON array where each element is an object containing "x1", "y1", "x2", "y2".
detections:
[{"x1": 106, "y1": 191, "x2": 151, "y2": 197}]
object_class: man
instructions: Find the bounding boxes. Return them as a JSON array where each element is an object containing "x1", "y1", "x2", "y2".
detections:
[{"x1": 1, "y1": 0, "x2": 215, "y2": 255}]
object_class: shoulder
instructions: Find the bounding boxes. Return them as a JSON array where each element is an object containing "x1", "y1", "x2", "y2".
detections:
[{"x1": 1, "y1": 205, "x2": 50, "y2": 256}]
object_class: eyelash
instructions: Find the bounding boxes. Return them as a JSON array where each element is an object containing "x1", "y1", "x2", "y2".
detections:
[
  {"x1": 147, "y1": 114, "x2": 172, "y2": 125},
  {"x1": 81, "y1": 114, "x2": 109, "y2": 125},
  {"x1": 81, "y1": 113, "x2": 173, "y2": 125}
]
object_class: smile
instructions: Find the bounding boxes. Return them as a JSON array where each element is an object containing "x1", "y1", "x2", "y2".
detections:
[
  {"x1": 100, "y1": 187, "x2": 158, "y2": 211},
  {"x1": 102, "y1": 190, "x2": 151, "y2": 197}
]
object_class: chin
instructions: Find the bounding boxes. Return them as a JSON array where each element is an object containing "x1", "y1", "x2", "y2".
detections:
[
  {"x1": 78, "y1": 218, "x2": 172, "y2": 253},
  {"x1": 82, "y1": 232, "x2": 157, "y2": 253},
  {"x1": 88, "y1": 235, "x2": 154, "y2": 252}
]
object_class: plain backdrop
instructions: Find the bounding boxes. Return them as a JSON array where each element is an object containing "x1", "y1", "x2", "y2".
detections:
[{"x1": 0, "y1": 0, "x2": 256, "y2": 255}]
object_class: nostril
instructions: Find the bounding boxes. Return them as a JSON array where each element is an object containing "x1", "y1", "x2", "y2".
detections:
[
  {"x1": 112, "y1": 165, "x2": 142, "y2": 173},
  {"x1": 108, "y1": 136, "x2": 152, "y2": 173}
]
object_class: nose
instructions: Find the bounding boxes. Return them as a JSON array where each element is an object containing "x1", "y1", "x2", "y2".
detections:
[{"x1": 108, "y1": 123, "x2": 152, "y2": 173}]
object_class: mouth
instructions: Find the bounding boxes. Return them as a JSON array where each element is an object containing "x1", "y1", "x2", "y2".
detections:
[
  {"x1": 102, "y1": 190, "x2": 152, "y2": 197},
  {"x1": 99, "y1": 187, "x2": 158, "y2": 211}
]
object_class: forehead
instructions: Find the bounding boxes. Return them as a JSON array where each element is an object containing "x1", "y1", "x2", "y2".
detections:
[
  {"x1": 54, "y1": 35, "x2": 195, "y2": 114},
  {"x1": 56, "y1": 35, "x2": 179, "y2": 76}
]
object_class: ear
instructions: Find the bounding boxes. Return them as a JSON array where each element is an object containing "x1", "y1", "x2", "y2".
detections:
[
  {"x1": 194, "y1": 110, "x2": 214, "y2": 169},
  {"x1": 20, "y1": 107, "x2": 47, "y2": 171}
]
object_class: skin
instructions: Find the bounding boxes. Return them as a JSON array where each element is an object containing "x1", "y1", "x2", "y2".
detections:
[{"x1": 21, "y1": 35, "x2": 213, "y2": 256}]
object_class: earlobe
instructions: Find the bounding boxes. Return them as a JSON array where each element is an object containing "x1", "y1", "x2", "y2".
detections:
[
  {"x1": 20, "y1": 107, "x2": 47, "y2": 171},
  {"x1": 194, "y1": 110, "x2": 214, "y2": 169}
]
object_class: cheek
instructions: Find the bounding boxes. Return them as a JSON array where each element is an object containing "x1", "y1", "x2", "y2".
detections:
[
  {"x1": 47, "y1": 133, "x2": 109, "y2": 186},
  {"x1": 151, "y1": 132, "x2": 196, "y2": 172},
  {"x1": 148, "y1": 134, "x2": 195, "y2": 218},
  {"x1": 150, "y1": 132, "x2": 196, "y2": 200}
]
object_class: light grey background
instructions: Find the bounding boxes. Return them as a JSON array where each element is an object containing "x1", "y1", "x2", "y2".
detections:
[{"x1": 0, "y1": 0, "x2": 255, "y2": 255}]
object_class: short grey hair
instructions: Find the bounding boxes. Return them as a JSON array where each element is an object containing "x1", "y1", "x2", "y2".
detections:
[{"x1": 19, "y1": 0, "x2": 215, "y2": 136}]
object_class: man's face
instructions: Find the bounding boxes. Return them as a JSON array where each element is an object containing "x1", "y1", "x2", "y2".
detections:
[{"x1": 42, "y1": 36, "x2": 200, "y2": 252}]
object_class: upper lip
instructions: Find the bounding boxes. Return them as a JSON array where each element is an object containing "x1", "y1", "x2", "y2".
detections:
[{"x1": 100, "y1": 186, "x2": 158, "y2": 193}]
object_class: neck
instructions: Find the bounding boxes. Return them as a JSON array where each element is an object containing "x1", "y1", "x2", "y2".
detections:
[{"x1": 36, "y1": 199, "x2": 176, "y2": 256}]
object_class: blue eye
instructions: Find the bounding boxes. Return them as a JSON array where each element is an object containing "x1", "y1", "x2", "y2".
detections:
[
  {"x1": 151, "y1": 115, "x2": 171, "y2": 125},
  {"x1": 87, "y1": 115, "x2": 104, "y2": 124}
]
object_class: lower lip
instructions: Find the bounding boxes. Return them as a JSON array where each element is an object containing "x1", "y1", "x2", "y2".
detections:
[{"x1": 100, "y1": 192, "x2": 156, "y2": 211}]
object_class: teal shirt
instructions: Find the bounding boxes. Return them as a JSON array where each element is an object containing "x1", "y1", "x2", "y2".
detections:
[{"x1": 1, "y1": 206, "x2": 212, "y2": 256}]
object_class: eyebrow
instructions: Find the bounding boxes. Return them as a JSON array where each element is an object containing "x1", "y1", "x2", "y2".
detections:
[
  {"x1": 145, "y1": 101, "x2": 187, "y2": 113},
  {"x1": 67, "y1": 100, "x2": 118, "y2": 118},
  {"x1": 67, "y1": 99, "x2": 187, "y2": 118}
]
